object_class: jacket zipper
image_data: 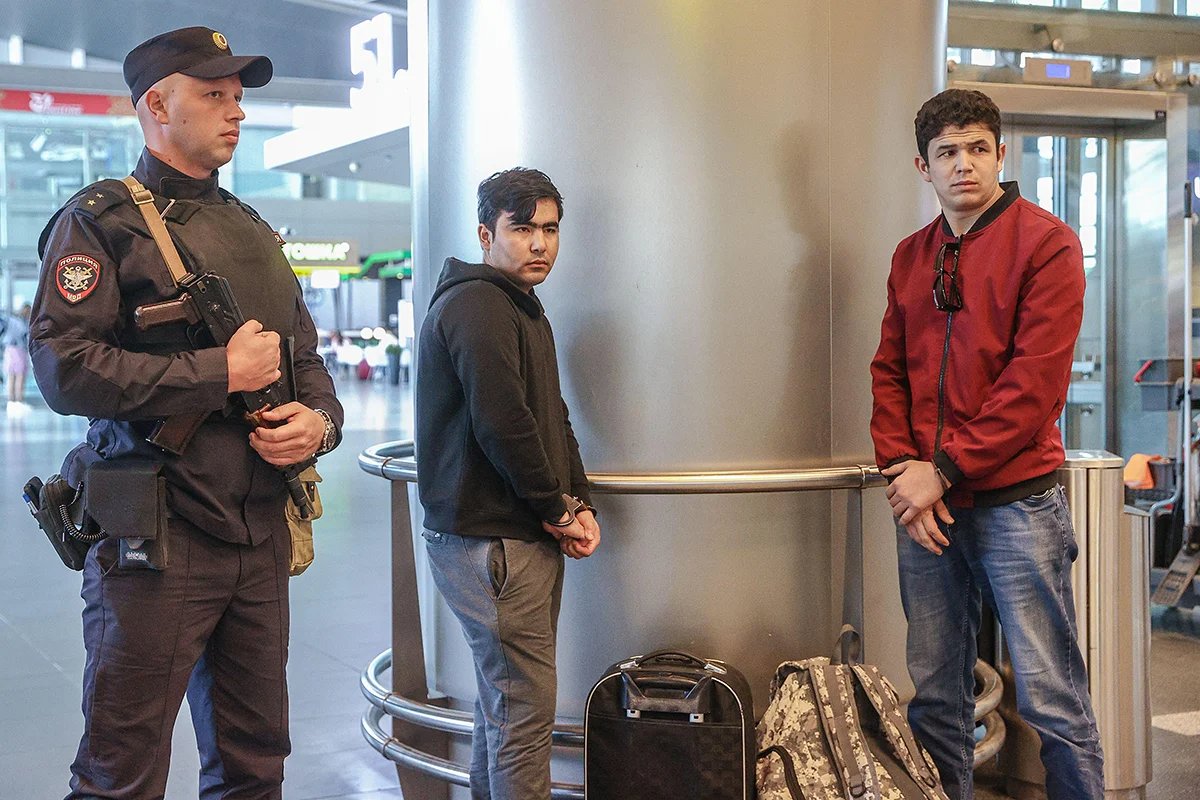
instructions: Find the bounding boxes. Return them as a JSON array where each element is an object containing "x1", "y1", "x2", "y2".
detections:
[{"x1": 934, "y1": 235, "x2": 962, "y2": 451}]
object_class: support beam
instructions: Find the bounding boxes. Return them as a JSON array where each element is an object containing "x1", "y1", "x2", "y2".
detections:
[
  {"x1": 0, "y1": 63, "x2": 355, "y2": 106},
  {"x1": 948, "y1": 0, "x2": 1200, "y2": 61}
]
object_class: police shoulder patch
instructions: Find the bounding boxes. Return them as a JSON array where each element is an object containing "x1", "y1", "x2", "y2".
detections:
[{"x1": 55, "y1": 254, "x2": 102, "y2": 304}]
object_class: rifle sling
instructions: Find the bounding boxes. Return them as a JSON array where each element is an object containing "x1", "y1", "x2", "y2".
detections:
[
  {"x1": 121, "y1": 177, "x2": 209, "y2": 456},
  {"x1": 121, "y1": 176, "x2": 189, "y2": 286}
]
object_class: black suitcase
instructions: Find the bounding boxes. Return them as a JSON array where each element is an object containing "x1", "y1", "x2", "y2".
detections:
[{"x1": 584, "y1": 650, "x2": 755, "y2": 800}]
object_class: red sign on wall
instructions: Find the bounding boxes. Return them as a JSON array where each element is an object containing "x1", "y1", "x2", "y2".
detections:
[{"x1": 0, "y1": 90, "x2": 134, "y2": 116}]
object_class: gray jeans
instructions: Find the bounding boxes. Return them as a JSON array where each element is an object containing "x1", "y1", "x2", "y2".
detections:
[{"x1": 422, "y1": 530, "x2": 565, "y2": 800}]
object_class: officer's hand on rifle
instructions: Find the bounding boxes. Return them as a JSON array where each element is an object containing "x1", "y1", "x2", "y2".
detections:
[
  {"x1": 227, "y1": 319, "x2": 281, "y2": 392},
  {"x1": 248, "y1": 402, "x2": 325, "y2": 466}
]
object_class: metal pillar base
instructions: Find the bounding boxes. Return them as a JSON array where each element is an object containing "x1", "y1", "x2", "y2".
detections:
[
  {"x1": 1001, "y1": 780, "x2": 1147, "y2": 800},
  {"x1": 1105, "y1": 790, "x2": 1147, "y2": 800},
  {"x1": 1003, "y1": 777, "x2": 1047, "y2": 800}
]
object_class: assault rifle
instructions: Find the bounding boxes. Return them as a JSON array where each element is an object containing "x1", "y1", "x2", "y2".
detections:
[{"x1": 135, "y1": 271, "x2": 316, "y2": 518}]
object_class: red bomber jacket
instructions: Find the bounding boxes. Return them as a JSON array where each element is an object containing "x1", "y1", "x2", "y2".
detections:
[{"x1": 870, "y1": 182, "x2": 1085, "y2": 507}]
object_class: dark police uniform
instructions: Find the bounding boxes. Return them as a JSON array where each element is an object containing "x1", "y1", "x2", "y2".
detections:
[{"x1": 31, "y1": 148, "x2": 343, "y2": 798}]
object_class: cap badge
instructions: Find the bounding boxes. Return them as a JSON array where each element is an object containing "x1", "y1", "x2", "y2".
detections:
[{"x1": 212, "y1": 32, "x2": 229, "y2": 50}]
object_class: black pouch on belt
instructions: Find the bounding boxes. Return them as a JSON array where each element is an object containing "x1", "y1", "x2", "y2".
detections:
[{"x1": 84, "y1": 459, "x2": 169, "y2": 571}]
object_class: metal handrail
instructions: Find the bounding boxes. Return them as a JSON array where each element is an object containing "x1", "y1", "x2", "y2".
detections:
[
  {"x1": 361, "y1": 650, "x2": 584, "y2": 745},
  {"x1": 975, "y1": 711, "x2": 1007, "y2": 764},
  {"x1": 364, "y1": 650, "x2": 1001, "y2": 749},
  {"x1": 358, "y1": 441, "x2": 417, "y2": 482},
  {"x1": 358, "y1": 438, "x2": 1005, "y2": 793},
  {"x1": 358, "y1": 439, "x2": 887, "y2": 492},
  {"x1": 974, "y1": 660, "x2": 1003, "y2": 719},
  {"x1": 362, "y1": 648, "x2": 1003, "y2": 791},
  {"x1": 361, "y1": 706, "x2": 587, "y2": 799}
]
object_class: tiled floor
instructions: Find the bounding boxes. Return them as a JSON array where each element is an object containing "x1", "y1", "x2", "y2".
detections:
[
  {"x1": 0, "y1": 377, "x2": 409, "y2": 800},
  {"x1": 2, "y1": 376, "x2": 1199, "y2": 799}
]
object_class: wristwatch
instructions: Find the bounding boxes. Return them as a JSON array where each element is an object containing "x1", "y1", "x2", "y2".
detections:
[{"x1": 314, "y1": 408, "x2": 337, "y2": 454}]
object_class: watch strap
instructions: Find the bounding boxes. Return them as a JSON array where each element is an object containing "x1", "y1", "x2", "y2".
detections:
[{"x1": 314, "y1": 408, "x2": 336, "y2": 454}]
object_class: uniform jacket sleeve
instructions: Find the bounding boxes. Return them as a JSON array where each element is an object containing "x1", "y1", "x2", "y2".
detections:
[
  {"x1": 870, "y1": 250, "x2": 920, "y2": 469},
  {"x1": 439, "y1": 284, "x2": 568, "y2": 522},
  {"x1": 934, "y1": 227, "x2": 1084, "y2": 483},
  {"x1": 30, "y1": 208, "x2": 229, "y2": 420},
  {"x1": 289, "y1": 285, "x2": 344, "y2": 449}
]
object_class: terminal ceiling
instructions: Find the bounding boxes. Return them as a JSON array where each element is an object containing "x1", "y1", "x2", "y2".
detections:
[{"x1": 0, "y1": 0, "x2": 407, "y2": 81}]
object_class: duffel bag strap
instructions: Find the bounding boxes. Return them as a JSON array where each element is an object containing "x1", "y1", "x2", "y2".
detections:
[
  {"x1": 831, "y1": 624, "x2": 863, "y2": 665},
  {"x1": 757, "y1": 745, "x2": 807, "y2": 799},
  {"x1": 810, "y1": 666, "x2": 879, "y2": 799},
  {"x1": 850, "y1": 664, "x2": 947, "y2": 800}
]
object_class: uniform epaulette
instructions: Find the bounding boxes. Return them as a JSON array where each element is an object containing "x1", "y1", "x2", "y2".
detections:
[
  {"x1": 69, "y1": 179, "x2": 130, "y2": 220},
  {"x1": 38, "y1": 180, "x2": 129, "y2": 260}
]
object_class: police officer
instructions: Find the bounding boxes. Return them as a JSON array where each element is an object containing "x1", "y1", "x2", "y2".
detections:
[{"x1": 30, "y1": 27, "x2": 343, "y2": 799}]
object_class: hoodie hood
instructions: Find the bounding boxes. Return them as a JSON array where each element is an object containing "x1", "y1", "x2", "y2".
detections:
[{"x1": 430, "y1": 257, "x2": 544, "y2": 318}]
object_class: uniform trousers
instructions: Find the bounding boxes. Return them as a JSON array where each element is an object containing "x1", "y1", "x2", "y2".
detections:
[
  {"x1": 67, "y1": 520, "x2": 291, "y2": 800},
  {"x1": 896, "y1": 485, "x2": 1104, "y2": 800},
  {"x1": 422, "y1": 530, "x2": 565, "y2": 800}
]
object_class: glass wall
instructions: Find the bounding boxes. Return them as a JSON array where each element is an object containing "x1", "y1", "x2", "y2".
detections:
[
  {"x1": 955, "y1": 0, "x2": 1193, "y2": 12},
  {"x1": 0, "y1": 107, "x2": 405, "y2": 314},
  {"x1": 0, "y1": 111, "x2": 141, "y2": 311},
  {"x1": 950, "y1": 0, "x2": 1191, "y2": 458}
]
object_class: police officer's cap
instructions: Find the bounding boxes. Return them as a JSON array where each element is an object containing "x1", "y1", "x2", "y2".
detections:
[{"x1": 124, "y1": 27, "x2": 273, "y2": 106}]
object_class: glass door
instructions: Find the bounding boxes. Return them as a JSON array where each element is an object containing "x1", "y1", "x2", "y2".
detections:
[{"x1": 1004, "y1": 123, "x2": 1169, "y2": 456}]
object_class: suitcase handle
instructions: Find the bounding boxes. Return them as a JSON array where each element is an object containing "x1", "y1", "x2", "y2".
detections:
[
  {"x1": 621, "y1": 672, "x2": 712, "y2": 716},
  {"x1": 620, "y1": 650, "x2": 727, "y2": 674}
]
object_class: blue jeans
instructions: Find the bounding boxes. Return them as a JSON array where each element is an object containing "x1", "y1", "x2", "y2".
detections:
[
  {"x1": 422, "y1": 531, "x2": 564, "y2": 800},
  {"x1": 896, "y1": 485, "x2": 1104, "y2": 800}
]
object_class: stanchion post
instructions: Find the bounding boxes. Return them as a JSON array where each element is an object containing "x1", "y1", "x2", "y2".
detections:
[
  {"x1": 390, "y1": 480, "x2": 451, "y2": 800},
  {"x1": 843, "y1": 489, "x2": 866, "y2": 661}
]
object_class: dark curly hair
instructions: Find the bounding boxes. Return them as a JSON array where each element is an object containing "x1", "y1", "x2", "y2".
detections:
[
  {"x1": 915, "y1": 89, "x2": 1002, "y2": 162},
  {"x1": 477, "y1": 168, "x2": 564, "y2": 233}
]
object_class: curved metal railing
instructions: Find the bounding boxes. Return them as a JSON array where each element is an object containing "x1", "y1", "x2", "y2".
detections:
[
  {"x1": 361, "y1": 647, "x2": 1006, "y2": 797},
  {"x1": 359, "y1": 439, "x2": 1006, "y2": 796},
  {"x1": 359, "y1": 440, "x2": 885, "y2": 493},
  {"x1": 973, "y1": 662, "x2": 1007, "y2": 764}
]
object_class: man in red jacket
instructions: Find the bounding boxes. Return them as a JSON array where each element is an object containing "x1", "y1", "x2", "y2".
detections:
[{"x1": 870, "y1": 89, "x2": 1104, "y2": 800}]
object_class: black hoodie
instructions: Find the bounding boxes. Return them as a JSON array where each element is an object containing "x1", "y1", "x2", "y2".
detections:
[{"x1": 415, "y1": 258, "x2": 592, "y2": 541}]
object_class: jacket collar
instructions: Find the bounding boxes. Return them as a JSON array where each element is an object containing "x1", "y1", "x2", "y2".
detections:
[
  {"x1": 132, "y1": 148, "x2": 222, "y2": 202},
  {"x1": 939, "y1": 181, "x2": 1021, "y2": 238}
]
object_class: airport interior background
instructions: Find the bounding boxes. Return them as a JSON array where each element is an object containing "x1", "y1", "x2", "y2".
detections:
[{"x1": 1, "y1": 0, "x2": 1200, "y2": 798}]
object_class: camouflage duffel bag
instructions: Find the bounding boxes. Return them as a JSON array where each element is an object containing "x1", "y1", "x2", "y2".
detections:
[{"x1": 756, "y1": 626, "x2": 948, "y2": 800}]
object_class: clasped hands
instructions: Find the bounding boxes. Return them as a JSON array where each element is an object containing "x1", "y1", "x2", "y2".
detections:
[
  {"x1": 881, "y1": 460, "x2": 954, "y2": 555},
  {"x1": 542, "y1": 509, "x2": 601, "y2": 560},
  {"x1": 226, "y1": 319, "x2": 325, "y2": 466}
]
